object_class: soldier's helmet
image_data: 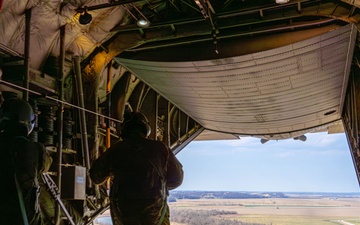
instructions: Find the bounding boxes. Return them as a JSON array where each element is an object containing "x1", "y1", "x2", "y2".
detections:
[
  {"x1": 121, "y1": 111, "x2": 151, "y2": 138},
  {"x1": 0, "y1": 98, "x2": 35, "y2": 135}
]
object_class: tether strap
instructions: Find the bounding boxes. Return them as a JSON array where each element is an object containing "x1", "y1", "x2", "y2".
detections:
[
  {"x1": 14, "y1": 172, "x2": 30, "y2": 225},
  {"x1": 157, "y1": 197, "x2": 167, "y2": 225}
]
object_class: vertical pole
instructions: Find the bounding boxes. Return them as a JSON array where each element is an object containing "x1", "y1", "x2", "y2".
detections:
[
  {"x1": 74, "y1": 56, "x2": 92, "y2": 188},
  {"x1": 93, "y1": 71, "x2": 101, "y2": 199},
  {"x1": 23, "y1": 8, "x2": 31, "y2": 101},
  {"x1": 93, "y1": 74, "x2": 100, "y2": 162},
  {"x1": 106, "y1": 62, "x2": 112, "y2": 148},
  {"x1": 155, "y1": 94, "x2": 159, "y2": 141},
  {"x1": 178, "y1": 110, "x2": 181, "y2": 142},
  {"x1": 55, "y1": 21, "x2": 66, "y2": 225},
  {"x1": 106, "y1": 62, "x2": 112, "y2": 193},
  {"x1": 167, "y1": 102, "x2": 171, "y2": 148}
]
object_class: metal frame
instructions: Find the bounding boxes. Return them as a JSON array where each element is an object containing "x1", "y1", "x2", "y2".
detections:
[{"x1": 343, "y1": 71, "x2": 360, "y2": 184}]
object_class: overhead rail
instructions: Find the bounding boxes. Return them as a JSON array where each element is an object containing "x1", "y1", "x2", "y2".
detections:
[{"x1": 0, "y1": 79, "x2": 123, "y2": 123}]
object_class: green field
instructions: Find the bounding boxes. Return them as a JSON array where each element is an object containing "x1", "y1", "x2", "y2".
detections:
[
  {"x1": 228, "y1": 215, "x2": 360, "y2": 225},
  {"x1": 169, "y1": 198, "x2": 360, "y2": 225}
]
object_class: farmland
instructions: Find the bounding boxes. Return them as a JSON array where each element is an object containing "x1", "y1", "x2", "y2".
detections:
[{"x1": 168, "y1": 192, "x2": 360, "y2": 225}]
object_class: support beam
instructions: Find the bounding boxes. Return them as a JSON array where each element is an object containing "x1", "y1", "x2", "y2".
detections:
[
  {"x1": 171, "y1": 126, "x2": 204, "y2": 155},
  {"x1": 74, "y1": 56, "x2": 92, "y2": 188},
  {"x1": 55, "y1": 22, "x2": 66, "y2": 225},
  {"x1": 343, "y1": 72, "x2": 360, "y2": 186},
  {"x1": 23, "y1": 9, "x2": 31, "y2": 101},
  {"x1": 106, "y1": 62, "x2": 112, "y2": 148}
]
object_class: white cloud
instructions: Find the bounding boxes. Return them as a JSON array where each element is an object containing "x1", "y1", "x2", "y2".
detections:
[
  {"x1": 305, "y1": 132, "x2": 340, "y2": 146},
  {"x1": 318, "y1": 135, "x2": 336, "y2": 145},
  {"x1": 225, "y1": 137, "x2": 259, "y2": 146},
  {"x1": 181, "y1": 132, "x2": 348, "y2": 158},
  {"x1": 273, "y1": 148, "x2": 343, "y2": 158}
]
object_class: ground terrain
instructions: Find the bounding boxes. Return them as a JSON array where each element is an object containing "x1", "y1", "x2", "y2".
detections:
[{"x1": 169, "y1": 197, "x2": 360, "y2": 225}]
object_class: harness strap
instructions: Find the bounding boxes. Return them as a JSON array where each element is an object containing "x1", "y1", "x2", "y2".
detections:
[
  {"x1": 157, "y1": 197, "x2": 167, "y2": 225},
  {"x1": 14, "y1": 172, "x2": 30, "y2": 225}
]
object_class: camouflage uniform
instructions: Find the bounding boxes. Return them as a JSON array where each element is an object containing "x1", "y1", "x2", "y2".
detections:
[
  {"x1": 90, "y1": 137, "x2": 183, "y2": 225},
  {"x1": 0, "y1": 134, "x2": 51, "y2": 225}
]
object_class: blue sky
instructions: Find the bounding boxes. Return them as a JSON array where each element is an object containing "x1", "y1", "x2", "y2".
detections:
[{"x1": 175, "y1": 132, "x2": 360, "y2": 193}]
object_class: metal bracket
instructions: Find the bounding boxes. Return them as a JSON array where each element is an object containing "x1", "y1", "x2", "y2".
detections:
[{"x1": 41, "y1": 173, "x2": 76, "y2": 225}]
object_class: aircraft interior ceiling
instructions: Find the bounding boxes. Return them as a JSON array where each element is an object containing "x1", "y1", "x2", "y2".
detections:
[
  {"x1": 1, "y1": 0, "x2": 360, "y2": 223},
  {"x1": 1, "y1": 0, "x2": 359, "y2": 141},
  {"x1": 117, "y1": 24, "x2": 355, "y2": 140}
]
